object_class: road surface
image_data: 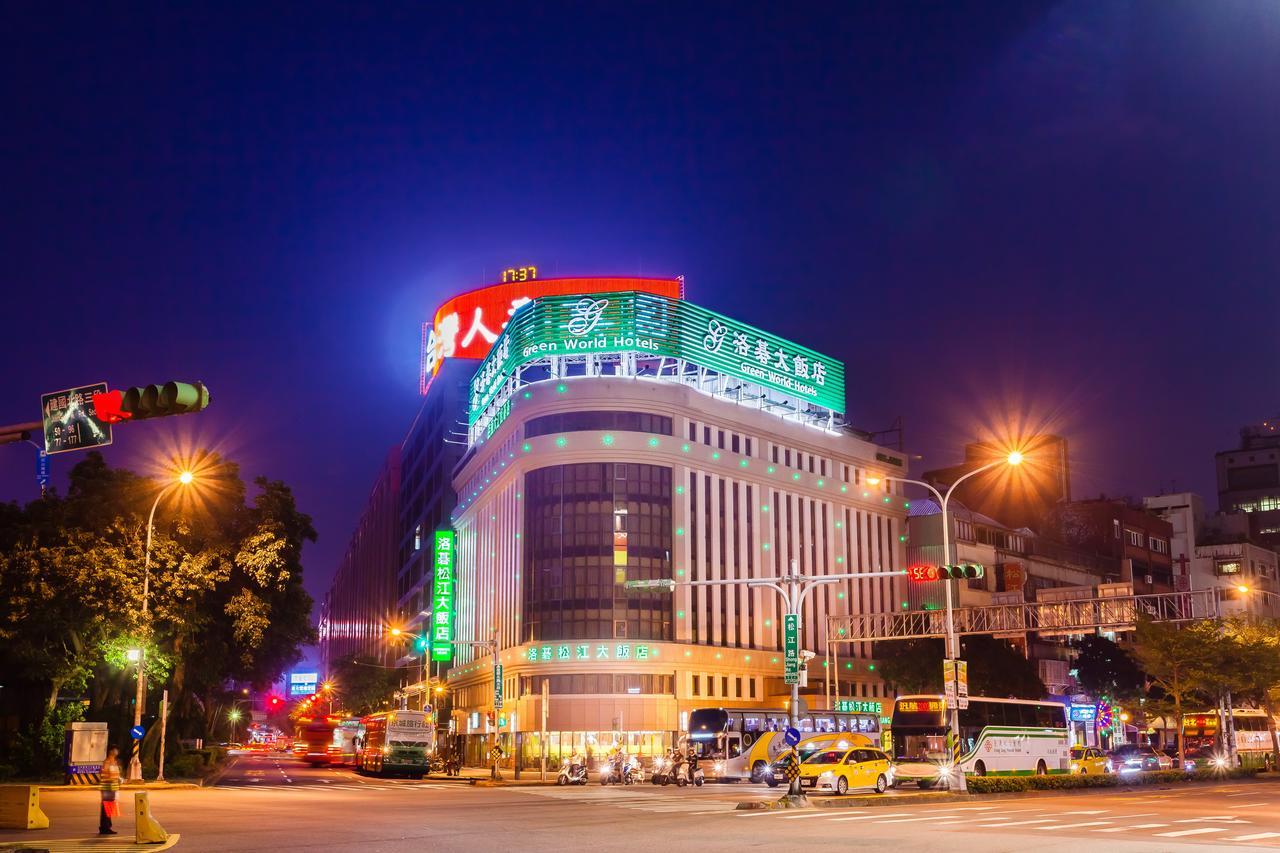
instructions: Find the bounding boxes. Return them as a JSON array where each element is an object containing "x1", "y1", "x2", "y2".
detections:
[{"x1": 7, "y1": 751, "x2": 1280, "y2": 852}]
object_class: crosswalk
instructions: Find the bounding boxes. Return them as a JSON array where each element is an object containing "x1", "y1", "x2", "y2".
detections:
[
  {"x1": 213, "y1": 781, "x2": 459, "y2": 794},
  {"x1": 725, "y1": 804, "x2": 1280, "y2": 844},
  {"x1": 514, "y1": 786, "x2": 765, "y2": 814}
]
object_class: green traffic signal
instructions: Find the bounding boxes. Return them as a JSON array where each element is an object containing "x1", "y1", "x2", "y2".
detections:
[
  {"x1": 942, "y1": 563, "x2": 984, "y2": 579},
  {"x1": 120, "y1": 381, "x2": 211, "y2": 420}
]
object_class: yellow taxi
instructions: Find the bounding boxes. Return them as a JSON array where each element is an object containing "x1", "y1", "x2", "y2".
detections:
[
  {"x1": 1069, "y1": 745, "x2": 1111, "y2": 775},
  {"x1": 798, "y1": 745, "x2": 893, "y2": 795}
]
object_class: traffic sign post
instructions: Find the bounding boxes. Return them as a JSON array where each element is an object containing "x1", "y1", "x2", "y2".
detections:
[{"x1": 41, "y1": 383, "x2": 113, "y2": 455}]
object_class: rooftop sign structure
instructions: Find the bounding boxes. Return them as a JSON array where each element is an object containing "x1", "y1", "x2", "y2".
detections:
[
  {"x1": 466, "y1": 291, "x2": 847, "y2": 444},
  {"x1": 420, "y1": 275, "x2": 683, "y2": 394}
]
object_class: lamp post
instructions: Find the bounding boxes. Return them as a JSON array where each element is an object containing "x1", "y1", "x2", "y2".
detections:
[
  {"x1": 450, "y1": 635, "x2": 501, "y2": 780},
  {"x1": 626, "y1": 561, "x2": 905, "y2": 801},
  {"x1": 867, "y1": 450, "x2": 1023, "y2": 793},
  {"x1": 389, "y1": 628, "x2": 429, "y2": 711},
  {"x1": 128, "y1": 470, "x2": 194, "y2": 782}
]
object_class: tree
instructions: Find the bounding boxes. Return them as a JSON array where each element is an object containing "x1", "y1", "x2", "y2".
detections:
[
  {"x1": 329, "y1": 657, "x2": 402, "y2": 716},
  {"x1": 1131, "y1": 616, "x2": 1207, "y2": 768},
  {"x1": 1222, "y1": 619, "x2": 1280, "y2": 766},
  {"x1": 961, "y1": 636, "x2": 1045, "y2": 699},
  {"x1": 874, "y1": 639, "x2": 944, "y2": 694},
  {"x1": 1073, "y1": 635, "x2": 1144, "y2": 701}
]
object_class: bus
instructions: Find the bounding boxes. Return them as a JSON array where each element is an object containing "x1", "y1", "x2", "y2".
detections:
[
  {"x1": 296, "y1": 718, "x2": 340, "y2": 767},
  {"x1": 357, "y1": 709, "x2": 435, "y2": 778},
  {"x1": 890, "y1": 695, "x2": 1069, "y2": 787},
  {"x1": 686, "y1": 706, "x2": 882, "y2": 782},
  {"x1": 1182, "y1": 710, "x2": 1278, "y2": 769}
]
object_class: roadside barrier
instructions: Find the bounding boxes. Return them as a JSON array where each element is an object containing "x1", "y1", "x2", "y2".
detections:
[
  {"x1": 135, "y1": 791, "x2": 169, "y2": 843},
  {"x1": 0, "y1": 785, "x2": 51, "y2": 830}
]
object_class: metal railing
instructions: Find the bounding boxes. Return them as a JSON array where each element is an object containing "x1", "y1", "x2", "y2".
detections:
[{"x1": 826, "y1": 588, "x2": 1220, "y2": 644}]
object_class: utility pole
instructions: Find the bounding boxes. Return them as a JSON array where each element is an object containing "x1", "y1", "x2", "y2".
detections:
[
  {"x1": 628, "y1": 560, "x2": 905, "y2": 801},
  {"x1": 451, "y1": 635, "x2": 501, "y2": 779}
]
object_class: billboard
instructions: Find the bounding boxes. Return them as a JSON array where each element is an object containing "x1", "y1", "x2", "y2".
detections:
[
  {"x1": 420, "y1": 276, "x2": 683, "y2": 393},
  {"x1": 468, "y1": 291, "x2": 846, "y2": 422},
  {"x1": 289, "y1": 672, "x2": 318, "y2": 696}
]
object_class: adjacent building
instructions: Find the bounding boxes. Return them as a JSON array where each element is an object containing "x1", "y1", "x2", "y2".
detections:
[
  {"x1": 1216, "y1": 419, "x2": 1280, "y2": 551},
  {"x1": 922, "y1": 434, "x2": 1070, "y2": 531}
]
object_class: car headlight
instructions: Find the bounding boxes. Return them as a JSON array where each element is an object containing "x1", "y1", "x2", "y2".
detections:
[
  {"x1": 1070, "y1": 763, "x2": 1078, "y2": 771},
  {"x1": 382, "y1": 746, "x2": 391, "y2": 755},
  {"x1": 1213, "y1": 756, "x2": 1227, "y2": 768},
  {"x1": 1105, "y1": 760, "x2": 1114, "y2": 772},
  {"x1": 936, "y1": 764, "x2": 953, "y2": 779},
  {"x1": 714, "y1": 761, "x2": 724, "y2": 772}
]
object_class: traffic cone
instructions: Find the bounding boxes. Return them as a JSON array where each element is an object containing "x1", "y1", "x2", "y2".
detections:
[{"x1": 134, "y1": 792, "x2": 169, "y2": 844}]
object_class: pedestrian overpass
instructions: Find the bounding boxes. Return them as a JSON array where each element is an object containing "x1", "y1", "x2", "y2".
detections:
[{"x1": 825, "y1": 588, "x2": 1219, "y2": 644}]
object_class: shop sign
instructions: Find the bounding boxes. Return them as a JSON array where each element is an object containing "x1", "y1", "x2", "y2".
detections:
[
  {"x1": 523, "y1": 642, "x2": 656, "y2": 663},
  {"x1": 431, "y1": 531, "x2": 455, "y2": 661},
  {"x1": 834, "y1": 700, "x2": 883, "y2": 715}
]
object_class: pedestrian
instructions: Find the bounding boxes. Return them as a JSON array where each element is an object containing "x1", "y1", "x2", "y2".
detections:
[{"x1": 99, "y1": 745, "x2": 122, "y2": 835}]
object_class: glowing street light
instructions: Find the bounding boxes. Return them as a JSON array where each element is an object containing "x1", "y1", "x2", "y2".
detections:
[
  {"x1": 126, "y1": 648, "x2": 142, "y2": 663},
  {"x1": 864, "y1": 448, "x2": 1027, "y2": 794},
  {"x1": 128, "y1": 469, "x2": 197, "y2": 782}
]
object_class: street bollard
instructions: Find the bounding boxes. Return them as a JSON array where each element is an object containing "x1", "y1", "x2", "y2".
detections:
[
  {"x1": 134, "y1": 791, "x2": 169, "y2": 844},
  {"x1": 0, "y1": 785, "x2": 50, "y2": 830}
]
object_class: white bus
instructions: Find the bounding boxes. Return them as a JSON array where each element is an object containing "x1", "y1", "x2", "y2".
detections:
[
  {"x1": 1182, "y1": 710, "x2": 1278, "y2": 769},
  {"x1": 890, "y1": 695, "x2": 1069, "y2": 787},
  {"x1": 686, "y1": 705, "x2": 882, "y2": 782}
]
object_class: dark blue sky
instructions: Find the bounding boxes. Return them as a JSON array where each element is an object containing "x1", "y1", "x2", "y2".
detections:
[{"x1": 4, "y1": 2, "x2": 1278, "y2": 620}]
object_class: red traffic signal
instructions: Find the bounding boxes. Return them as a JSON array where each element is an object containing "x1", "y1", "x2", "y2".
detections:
[
  {"x1": 90, "y1": 390, "x2": 132, "y2": 424},
  {"x1": 906, "y1": 564, "x2": 941, "y2": 582},
  {"x1": 907, "y1": 563, "x2": 985, "y2": 582},
  {"x1": 269, "y1": 696, "x2": 281, "y2": 707}
]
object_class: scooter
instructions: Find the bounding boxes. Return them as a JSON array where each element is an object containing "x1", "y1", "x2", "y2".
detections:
[
  {"x1": 674, "y1": 761, "x2": 705, "y2": 787},
  {"x1": 624, "y1": 756, "x2": 644, "y2": 785},
  {"x1": 557, "y1": 760, "x2": 588, "y2": 786},
  {"x1": 650, "y1": 756, "x2": 673, "y2": 785}
]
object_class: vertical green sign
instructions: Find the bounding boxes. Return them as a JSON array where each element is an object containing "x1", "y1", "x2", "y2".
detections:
[
  {"x1": 494, "y1": 663, "x2": 504, "y2": 710},
  {"x1": 783, "y1": 614, "x2": 800, "y2": 685},
  {"x1": 431, "y1": 531, "x2": 455, "y2": 662}
]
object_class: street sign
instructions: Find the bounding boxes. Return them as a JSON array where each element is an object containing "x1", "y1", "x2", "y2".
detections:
[
  {"x1": 784, "y1": 727, "x2": 801, "y2": 747},
  {"x1": 36, "y1": 451, "x2": 49, "y2": 486},
  {"x1": 783, "y1": 614, "x2": 800, "y2": 685},
  {"x1": 41, "y1": 383, "x2": 113, "y2": 455},
  {"x1": 494, "y1": 664, "x2": 504, "y2": 711},
  {"x1": 943, "y1": 659, "x2": 969, "y2": 710},
  {"x1": 623, "y1": 578, "x2": 676, "y2": 591},
  {"x1": 130, "y1": 725, "x2": 146, "y2": 740},
  {"x1": 289, "y1": 672, "x2": 318, "y2": 696}
]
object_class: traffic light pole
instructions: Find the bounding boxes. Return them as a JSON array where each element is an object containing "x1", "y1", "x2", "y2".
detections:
[
  {"x1": 627, "y1": 562, "x2": 905, "y2": 801},
  {"x1": 451, "y1": 636, "x2": 500, "y2": 779},
  {"x1": 870, "y1": 457, "x2": 1008, "y2": 794}
]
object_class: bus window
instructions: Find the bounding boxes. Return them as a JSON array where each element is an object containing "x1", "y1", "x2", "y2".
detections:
[{"x1": 726, "y1": 733, "x2": 743, "y2": 759}]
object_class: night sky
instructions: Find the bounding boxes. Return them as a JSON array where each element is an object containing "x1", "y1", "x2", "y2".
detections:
[{"x1": 5, "y1": 2, "x2": 1278, "y2": 642}]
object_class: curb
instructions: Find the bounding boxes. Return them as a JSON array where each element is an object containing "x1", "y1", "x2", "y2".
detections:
[{"x1": 39, "y1": 782, "x2": 202, "y2": 793}]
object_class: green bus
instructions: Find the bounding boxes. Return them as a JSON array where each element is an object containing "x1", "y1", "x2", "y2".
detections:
[{"x1": 357, "y1": 709, "x2": 436, "y2": 778}]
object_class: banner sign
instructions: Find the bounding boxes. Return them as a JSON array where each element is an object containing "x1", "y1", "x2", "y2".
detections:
[
  {"x1": 431, "y1": 531, "x2": 456, "y2": 662},
  {"x1": 468, "y1": 291, "x2": 847, "y2": 424}
]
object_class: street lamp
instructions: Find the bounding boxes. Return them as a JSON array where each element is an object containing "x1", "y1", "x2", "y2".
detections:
[
  {"x1": 128, "y1": 469, "x2": 195, "y2": 782},
  {"x1": 866, "y1": 449, "x2": 1024, "y2": 793}
]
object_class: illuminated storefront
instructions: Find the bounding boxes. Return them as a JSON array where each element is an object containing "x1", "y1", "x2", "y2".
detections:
[{"x1": 446, "y1": 288, "x2": 910, "y2": 769}]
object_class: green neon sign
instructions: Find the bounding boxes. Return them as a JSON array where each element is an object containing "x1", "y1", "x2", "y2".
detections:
[
  {"x1": 468, "y1": 292, "x2": 846, "y2": 423},
  {"x1": 431, "y1": 530, "x2": 455, "y2": 662},
  {"x1": 834, "y1": 699, "x2": 883, "y2": 715}
]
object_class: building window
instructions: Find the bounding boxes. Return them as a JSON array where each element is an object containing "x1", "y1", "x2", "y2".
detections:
[
  {"x1": 523, "y1": 463, "x2": 673, "y2": 643},
  {"x1": 414, "y1": 525, "x2": 422, "y2": 551},
  {"x1": 525, "y1": 410, "x2": 673, "y2": 438},
  {"x1": 732, "y1": 435, "x2": 740, "y2": 454},
  {"x1": 1217, "y1": 561, "x2": 1242, "y2": 576},
  {"x1": 1127, "y1": 530, "x2": 1143, "y2": 547},
  {"x1": 688, "y1": 421, "x2": 697, "y2": 441},
  {"x1": 1113, "y1": 520, "x2": 1121, "y2": 539},
  {"x1": 749, "y1": 678, "x2": 757, "y2": 699}
]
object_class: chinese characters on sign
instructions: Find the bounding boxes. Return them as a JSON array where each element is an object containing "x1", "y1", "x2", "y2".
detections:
[
  {"x1": 783, "y1": 614, "x2": 800, "y2": 685},
  {"x1": 834, "y1": 700, "x2": 883, "y2": 715},
  {"x1": 289, "y1": 672, "x2": 318, "y2": 697},
  {"x1": 943, "y1": 659, "x2": 968, "y2": 709},
  {"x1": 431, "y1": 531, "x2": 456, "y2": 662},
  {"x1": 523, "y1": 643, "x2": 655, "y2": 663},
  {"x1": 41, "y1": 383, "x2": 113, "y2": 455},
  {"x1": 494, "y1": 664, "x2": 503, "y2": 711}
]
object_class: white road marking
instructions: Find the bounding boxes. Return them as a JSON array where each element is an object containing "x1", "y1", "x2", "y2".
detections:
[
  {"x1": 943, "y1": 806, "x2": 999, "y2": 811},
  {"x1": 1228, "y1": 832, "x2": 1280, "y2": 842},
  {"x1": 781, "y1": 812, "x2": 839, "y2": 819},
  {"x1": 828, "y1": 812, "x2": 914, "y2": 822},
  {"x1": 872, "y1": 814, "x2": 968, "y2": 824},
  {"x1": 1061, "y1": 810, "x2": 1110, "y2": 815},
  {"x1": 1155, "y1": 828, "x2": 1228, "y2": 838},
  {"x1": 1174, "y1": 816, "x2": 1249, "y2": 823},
  {"x1": 976, "y1": 818, "x2": 1058, "y2": 827},
  {"x1": 1035, "y1": 821, "x2": 1113, "y2": 830},
  {"x1": 735, "y1": 811, "x2": 787, "y2": 817},
  {"x1": 1094, "y1": 824, "x2": 1169, "y2": 832},
  {"x1": 1231, "y1": 803, "x2": 1270, "y2": 808}
]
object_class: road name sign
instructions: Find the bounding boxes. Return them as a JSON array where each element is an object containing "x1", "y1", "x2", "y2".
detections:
[
  {"x1": 783, "y1": 614, "x2": 800, "y2": 685},
  {"x1": 36, "y1": 451, "x2": 49, "y2": 486},
  {"x1": 41, "y1": 383, "x2": 113, "y2": 455},
  {"x1": 494, "y1": 664, "x2": 504, "y2": 710}
]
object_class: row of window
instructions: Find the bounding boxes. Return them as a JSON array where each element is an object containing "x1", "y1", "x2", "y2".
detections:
[
  {"x1": 1235, "y1": 496, "x2": 1280, "y2": 514},
  {"x1": 1121, "y1": 527, "x2": 1168, "y2": 553},
  {"x1": 518, "y1": 673, "x2": 675, "y2": 696},
  {"x1": 690, "y1": 673, "x2": 759, "y2": 700},
  {"x1": 686, "y1": 420, "x2": 755, "y2": 457},
  {"x1": 527, "y1": 410, "x2": 673, "y2": 439}
]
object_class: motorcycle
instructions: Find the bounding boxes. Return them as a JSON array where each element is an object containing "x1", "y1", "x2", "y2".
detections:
[
  {"x1": 674, "y1": 761, "x2": 705, "y2": 787},
  {"x1": 624, "y1": 756, "x2": 643, "y2": 785},
  {"x1": 650, "y1": 756, "x2": 673, "y2": 785},
  {"x1": 557, "y1": 760, "x2": 589, "y2": 786}
]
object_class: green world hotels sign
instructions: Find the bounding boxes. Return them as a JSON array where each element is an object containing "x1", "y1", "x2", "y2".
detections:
[{"x1": 468, "y1": 292, "x2": 846, "y2": 422}]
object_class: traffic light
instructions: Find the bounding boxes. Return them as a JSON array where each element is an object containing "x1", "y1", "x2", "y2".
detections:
[
  {"x1": 114, "y1": 381, "x2": 211, "y2": 421},
  {"x1": 906, "y1": 563, "x2": 985, "y2": 582},
  {"x1": 414, "y1": 636, "x2": 429, "y2": 653},
  {"x1": 486, "y1": 711, "x2": 496, "y2": 726},
  {"x1": 269, "y1": 696, "x2": 281, "y2": 709}
]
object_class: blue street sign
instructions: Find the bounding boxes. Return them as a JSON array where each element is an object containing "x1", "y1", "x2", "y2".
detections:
[
  {"x1": 784, "y1": 727, "x2": 801, "y2": 747},
  {"x1": 36, "y1": 451, "x2": 49, "y2": 486},
  {"x1": 130, "y1": 725, "x2": 146, "y2": 740}
]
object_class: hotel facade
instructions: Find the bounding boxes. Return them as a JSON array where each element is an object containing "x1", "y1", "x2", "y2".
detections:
[{"x1": 442, "y1": 287, "x2": 909, "y2": 768}]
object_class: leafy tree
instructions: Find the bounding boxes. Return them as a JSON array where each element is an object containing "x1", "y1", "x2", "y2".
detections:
[
  {"x1": 1131, "y1": 616, "x2": 1207, "y2": 768},
  {"x1": 1221, "y1": 619, "x2": 1280, "y2": 764},
  {"x1": 961, "y1": 636, "x2": 1046, "y2": 699},
  {"x1": 874, "y1": 638, "x2": 944, "y2": 694},
  {"x1": 330, "y1": 656, "x2": 402, "y2": 716},
  {"x1": 1073, "y1": 635, "x2": 1145, "y2": 701}
]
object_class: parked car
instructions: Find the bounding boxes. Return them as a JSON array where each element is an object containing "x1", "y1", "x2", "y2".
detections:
[
  {"x1": 1069, "y1": 746, "x2": 1111, "y2": 775},
  {"x1": 1180, "y1": 746, "x2": 1231, "y2": 772},
  {"x1": 1109, "y1": 744, "x2": 1164, "y2": 772}
]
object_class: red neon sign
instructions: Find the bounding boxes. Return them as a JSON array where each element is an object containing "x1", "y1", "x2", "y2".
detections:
[
  {"x1": 897, "y1": 699, "x2": 945, "y2": 713},
  {"x1": 419, "y1": 276, "x2": 684, "y2": 393},
  {"x1": 906, "y1": 564, "x2": 941, "y2": 583}
]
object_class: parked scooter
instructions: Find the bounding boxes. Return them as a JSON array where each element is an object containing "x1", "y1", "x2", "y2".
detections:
[
  {"x1": 650, "y1": 755, "x2": 673, "y2": 785},
  {"x1": 557, "y1": 759, "x2": 589, "y2": 786},
  {"x1": 623, "y1": 755, "x2": 644, "y2": 785}
]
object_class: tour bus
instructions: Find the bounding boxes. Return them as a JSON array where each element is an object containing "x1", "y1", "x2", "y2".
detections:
[
  {"x1": 329, "y1": 718, "x2": 363, "y2": 766},
  {"x1": 357, "y1": 709, "x2": 436, "y2": 778},
  {"x1": 1181, "y1": 710, "x2": 1278, "y2": 769},
  {"x1": 686, "y1": 706, "x2": 882, "y2": 782},
  {"x1": 297, "y1": 718, "x2": 340, "y2": 767},
  {"x1": 890, "y1": 695, "x2": 1069, "y2": 787}
]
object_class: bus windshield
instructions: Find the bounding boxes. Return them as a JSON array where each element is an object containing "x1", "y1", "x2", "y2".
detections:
[{"x1": 893, "y1": 730, "x2": 948, "y2": 763}]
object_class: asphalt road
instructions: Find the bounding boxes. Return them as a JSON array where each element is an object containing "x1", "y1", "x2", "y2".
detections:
[{"x1": 9, "y1": 752, "x2": 1280, "y2": 852}]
